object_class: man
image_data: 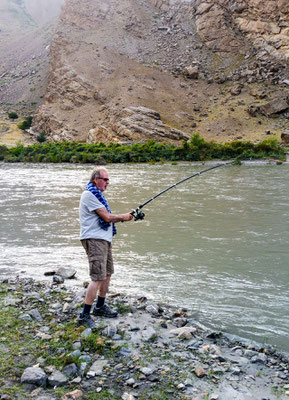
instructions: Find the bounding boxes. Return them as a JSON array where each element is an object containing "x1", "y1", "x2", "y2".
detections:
[{"x1": 78, "y1": 167, "x2": 133, "y2": 330}]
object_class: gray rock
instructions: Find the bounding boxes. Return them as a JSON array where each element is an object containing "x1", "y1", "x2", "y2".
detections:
[
  {"x1": 3, "y1": 296, "x2": 19, "y2": 306},
  {"x1": 19, "y1": 313, "x2": 33, "y2": 322},
  {"x1": 112, "y1": 106, "x2": 189, "y2": 143},
  {"x1": 244, "y1": 349, "x2": 258, "y2": 358},
  {"x1": 126, "y1": 378, "x2": 135, "y2": 386},
  {"x1": 140, "y1": 366, "x2": 155, "y2": 376},
  {"x1": 79, "y1": 354, "x2": 92, "y2": 363},
  {"x1": 141, "y1": 326, "x2": 157, "y2": 342},
  {"x1": 281, "y1": 129, "x2": 289, "y2": 144},
  {"x1": 146, "y1": 303, "x2": 160, "y2": 316},
  {"x1": 36, "y1": 357, "x2": 46, "y2": 365},
  {"x1": 230, "y1": 84, "x2": 242, "y2": 95},
  {"x1": 0, "y1": 344, "x2": 9, "y2": 355},
  {"x1": 79, "y1": 362, "x2": 87, "y2": 376},
  {"x1": 87, "y1": 359, "x2": 109, "y2": 376},
  {"x1": 73, "y1": 341, "x2": 82, "y2": 350},
  {"x1": 48, "y1": 370, "x2": 68, "y2": 387},
  {"x1": 62, "y1": 363, "x2": 78, "y2": 378},
  {"x1": 68, "y1": 349, "x2": 81, "y2": 358},
  {"x1": 53, "y1": 275, "x2": 64, "y2": 284},
  {"x1": 172, "y1": 318, "x2": 188, "y2": 328},
  {"x1": 81, "y1": 328, "x2": 92, "y2": 339},
  {"x1": 259, "y1": 96, "x2": 289, "y2": 116},
  {"x1": 231, "y1": 367, "x2": 241, "y2": 375},
  {"x1": 117, "y1": 347, "x2": 131, "y2": 357},
  {"x1": 102, "y1": 326, "x2": 117, "y2": 337},
  {"x1": 185, "y1": 65, "x2": 199, "y2": 79},
  {"x1": 55, "y1": 267, "x2": 76, "y2": 279},
  {"x1": 129, "y1": 324, "x2": 140, "y2": 331},
  {"x1": 121, "y1": 393, "x2": 135, "y2": 400},
  {"x1": 29, "y1": 309, "x2": 43, "y2": 321},
  {"x1": 251, "y1": 353, "x2": 267, "y2": 364},
  {"x1": 71, "y1": 376, "x2": 82, "y2": 384},
  {"x1": 0, "y1": 394, "x2": 11, "y2": 400},
  {"x1": 112, "y1": 334, "x2": 123, "y2": 341},
  {"x1": 39, "y1": 326, "x2": 50, "y2": 333},
  {"x1": 21, "y1": 367, "x2": 47, "y2": 386}
]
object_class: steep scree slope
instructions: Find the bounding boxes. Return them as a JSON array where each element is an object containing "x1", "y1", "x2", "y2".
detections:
[{"x1": 29, "y1": 0, "x2": 289, "y2": 143}]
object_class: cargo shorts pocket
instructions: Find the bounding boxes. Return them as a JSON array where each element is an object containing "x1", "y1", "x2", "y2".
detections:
[{"x1": 89, "y1": 256, "x2": 106, "y2": 281}]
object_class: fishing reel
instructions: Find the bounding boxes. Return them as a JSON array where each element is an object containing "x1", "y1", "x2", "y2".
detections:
[{"x1": 131, "y1": 208, "x2": 145, "y2": 221}]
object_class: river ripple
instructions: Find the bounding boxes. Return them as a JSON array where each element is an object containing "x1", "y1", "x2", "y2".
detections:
[{"x1": 0, "y1": 162, "x2": 288, "y2": 352}]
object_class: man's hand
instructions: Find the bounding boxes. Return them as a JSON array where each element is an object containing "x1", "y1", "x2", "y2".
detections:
[{"x1": 122, "y1": 212, "x2": 133, "y2": 222}]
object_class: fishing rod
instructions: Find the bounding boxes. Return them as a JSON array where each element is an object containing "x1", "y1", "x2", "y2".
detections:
[{"x1": 130, "y1": 161, "x2": 234, "y2": 221}]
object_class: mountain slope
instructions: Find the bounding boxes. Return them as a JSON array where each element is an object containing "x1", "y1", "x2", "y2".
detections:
[
  {"x1": 0, "y1": 0, "x2": 64, "y2": 105},
  {"x1": 2, "y1": 0, "x2": 289, "y2": 144}
]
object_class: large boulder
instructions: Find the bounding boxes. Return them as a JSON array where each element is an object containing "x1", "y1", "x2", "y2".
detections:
[
  {"x1": 55, "y1": 267, "x2": 76, "y2": 279},
  {"x1": 112, "y1": 106, "x2": 189, "y2": 143},
  {"x1": 21, "y1": 367, "x2": 47, "y2": 386},
  {"x1": 281, "y1": 129, "x2": 289, "y2": 144},
  {"x1": 259, "y1": 97, "x2": 289, "y2": 116}
]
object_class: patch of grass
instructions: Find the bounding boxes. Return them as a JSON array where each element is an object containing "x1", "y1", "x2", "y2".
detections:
[
  {"x1": 271, "y1": 384, "x2": 286, "y2": 397},
  {"x1": 82, "y1": 332, "x2": 106, "y2": 353},
  {"x1": 0, "y1": 306, "x2": 37, "y2": 377},
  {"x1": 115, "y1": 302, "x2": 131, "y2": 314},
  {"x1": 0, "y1": 384, "x2": 29, "y2": 399},
  {"x1": 85, "y1": 390, "x2": 120, "y2": 399},
  {"x1": 138, "y1": 386, "x2": 177, "y2": 400}
]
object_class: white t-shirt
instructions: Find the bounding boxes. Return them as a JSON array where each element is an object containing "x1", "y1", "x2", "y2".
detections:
[{"x1": 79, "y1": 191, "x2": 113, "y2": 242}]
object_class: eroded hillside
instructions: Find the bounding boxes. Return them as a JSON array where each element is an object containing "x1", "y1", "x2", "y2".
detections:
[{"x1": 3, "y1": 0, "x2": 289, "y2": 145}]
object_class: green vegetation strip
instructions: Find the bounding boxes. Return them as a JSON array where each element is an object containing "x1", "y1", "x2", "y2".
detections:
[{"x1": 0, "y1": 134, "x2": 286, "y2": 164}]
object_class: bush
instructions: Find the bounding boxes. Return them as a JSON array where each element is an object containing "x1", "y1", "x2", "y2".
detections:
[
  {"x1": 17, "y1": 116, "x2": 33, "y2": 130},
  {"x1": 10, "y1": 142, "x2": 25, "y2": 157},
  {"x1": 8, "y1": 112, "x2": 18, "y2": 119},
  {"x1": 0, "y1": 135, "x2": 285, "y2": 163},
  {"x1": 36, "y1": 132, "x2": 47, "y2": 143},
  {"x1": 190, "y1": 132, "x2": 206, "y2": 148},
  {"x1": 0, "y1": 145, "x2": 9, "y2": 161}
]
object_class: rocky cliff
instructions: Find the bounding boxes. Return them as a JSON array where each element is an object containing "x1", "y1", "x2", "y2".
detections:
[{"x1": 19, "y1": 0, "x2": 289, "y2": 143}]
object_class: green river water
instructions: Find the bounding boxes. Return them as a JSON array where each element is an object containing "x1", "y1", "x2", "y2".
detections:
[{"x1": 0, "y1": 162, "x2": 288, "y2": 352}]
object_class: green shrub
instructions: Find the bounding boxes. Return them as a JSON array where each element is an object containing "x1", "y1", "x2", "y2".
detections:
[
  {"x1": 8, "y1": 112, "x2": 18, "y2": 119},
  {"x1": 17, "y1": 116, "x2": 33, "y2": 130},
  {"x1": 10, "y1": 142, "x2": 24, "y2": 157},
  {"x1": 190, "y1": 132, "x2": 206, "y2": 148},
  {"x1": 0, "y1": 145, "x2": 9, "y2": 160},
  {"x1": 255, "y1": 137, "x2": 279, "y2": 153},
  {"x1": 36, "y1": 132, "x2": 47, "y2": 143},
  {"x1": 0, "y1": 135, "x2": 285, "y2": 163}
]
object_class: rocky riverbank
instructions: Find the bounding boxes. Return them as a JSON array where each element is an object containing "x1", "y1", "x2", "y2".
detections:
[{"x1": 0, "y1": 275, "x2": 288, "y2": 400}]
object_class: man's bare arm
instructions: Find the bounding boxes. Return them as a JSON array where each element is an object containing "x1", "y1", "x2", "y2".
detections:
[{"x1": 95, "y1": 207, "x2": 133, "y2": 223}]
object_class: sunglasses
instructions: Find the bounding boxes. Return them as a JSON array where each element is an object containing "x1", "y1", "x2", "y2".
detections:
[{"x1": 98, "y1": 178, "x2": 109, "y2": 182}]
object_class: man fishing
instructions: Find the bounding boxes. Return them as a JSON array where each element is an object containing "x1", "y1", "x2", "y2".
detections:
[{"x1": 78, "y1": 167, "x2": 133, "y2": 330}]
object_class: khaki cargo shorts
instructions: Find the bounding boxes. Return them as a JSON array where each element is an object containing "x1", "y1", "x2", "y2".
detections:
[{"x1": 81, "y1": 239, "x2": 114, "y2": 281}]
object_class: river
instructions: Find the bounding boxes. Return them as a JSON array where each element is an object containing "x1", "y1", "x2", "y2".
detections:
[{"x1": 0, "y1": 162, "x2": 288, "y2": 353}]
